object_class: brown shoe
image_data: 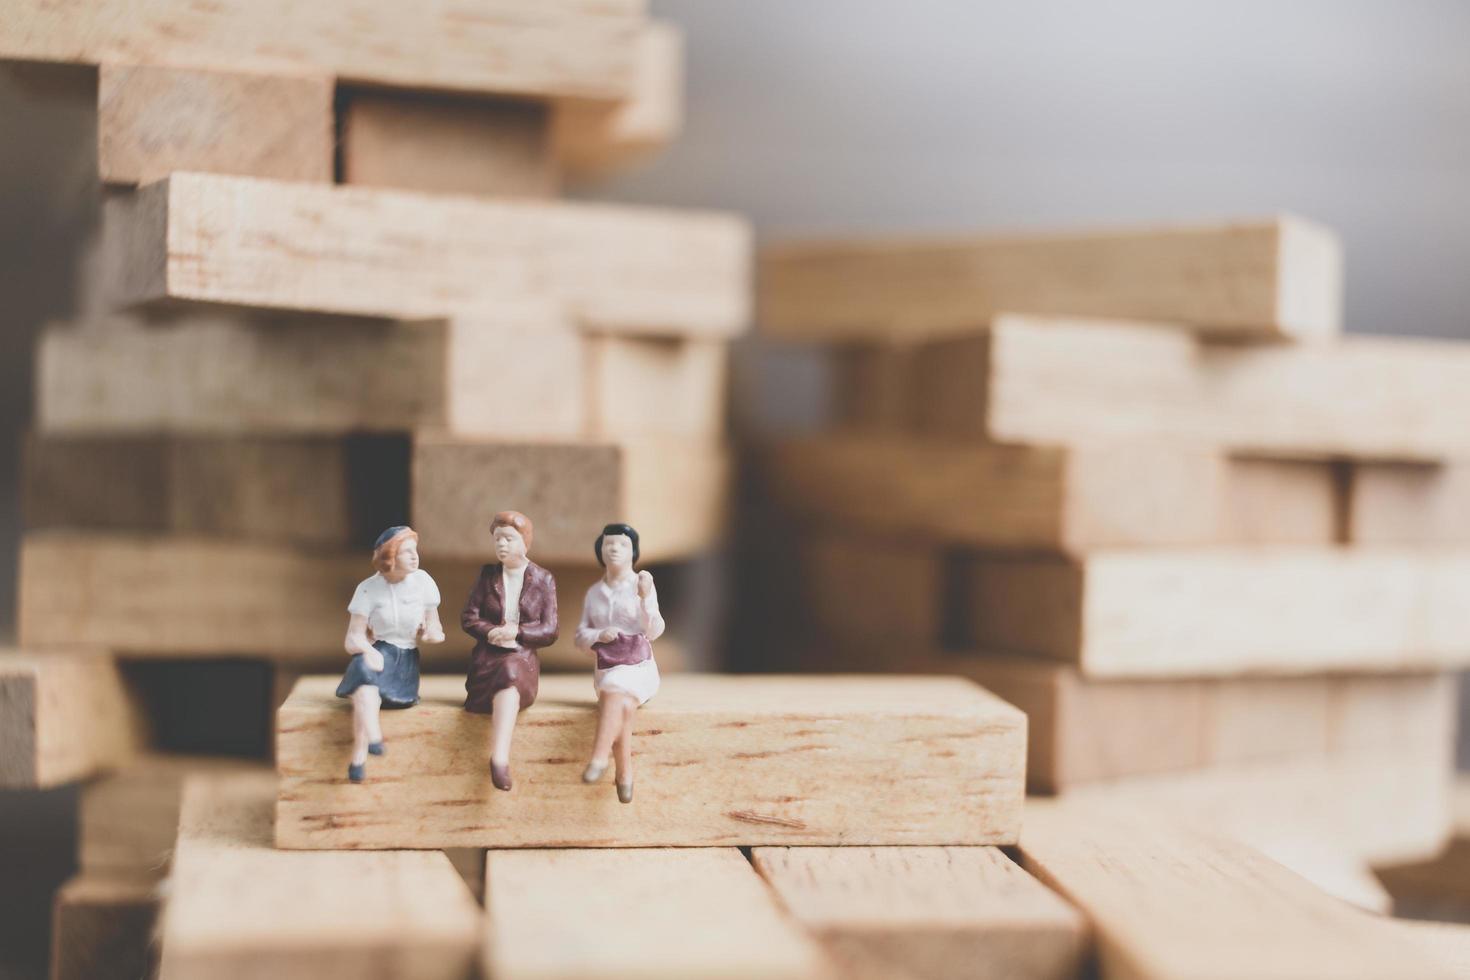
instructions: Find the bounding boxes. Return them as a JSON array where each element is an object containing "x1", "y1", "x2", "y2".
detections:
[
  {"x1": 490, "y1": 760, "x2": 512, "y2": 792},
  {"x1": 616, "y1": 779, "x2": 633, "y2": 804}
]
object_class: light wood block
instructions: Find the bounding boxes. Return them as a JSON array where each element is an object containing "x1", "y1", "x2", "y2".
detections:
[
  {"x1": 764, "y1": 435, "x2": 1338, "y2": 552},
  {"x1": 1376, "y1": 776, "x2": 1470, "y2": 914},
  {"x1": 1019, "y1": 799, "x2": 1457, "y2": 980},
  {"x1": 760, "y1": 215, "x2": 1341, "y2": 342},
  {"x1": 554, "y1": 20, "x2": 683, "y2": 177},
  {"x1": 110, "y1": 171, "x2": 751, "y2": 338},
  {"x1": 51, "y1": 874, "x2": 160, "y2": 980},
  {"x1": 0, "y1": 650, "x2": 149, "y2": 788},
  {"x1": 1247, "y1": 839, "x2": 1393, "y2": 914},
  {"x1": 98, "y1": 64, "x2": 332, "y2": 185},
  {"x1": 0, "y1": 0, "x2": 645, "y2": 100},
  {"x1": 910, "y1": 315, "x2": 1470, "y2": 461},
  {"x1": 752, "y1": 846, "x2": 1085, "y2": 980},
  {"x1": 276, "y1": 674, "x2": 1026, "y2": 849},
  {"x1": 483, "y1": 849, "x2": 832, "y2": 979},
  {"x1": 1393, "y1": 921, "x2": 1470, "y2": 976},
  {"x1": 341, "y1": 90, "x2": 558, "y2": 197},
  {"x1": 158, "y1": 770, "x2": 480, "y2": 980},
  {"x1": 961, "y1": 549, "x2": 1470, "y2": 677},
  {"x1": 584, "y1": 335, "x2": 729, "y2": 440},
  {"x1": 1349, "y1": 463, "x2": 1470, "y2": 544},
  {"x1": 411, "y1": 434, "x2": 731, "y2": 565}
]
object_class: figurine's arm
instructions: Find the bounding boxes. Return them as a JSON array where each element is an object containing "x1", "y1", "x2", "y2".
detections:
[
  {"x1": 346, "y1": 614, "x2": 383, "y2": 670},
  {"x1": 421, "y1": 606, "x2": 446, "y2": 644},
  {"x1": 461, "y1": 572, "x2": 496, "y2": 642},
  {"x1": 574, "y1": 591, "x2": 604, "y2": 652},
  {"x1": 516, "y1": 574, "x2": 559, "y2": 649},
  {"x1": 637, "y1": 570, "x2": 665, "y2": 642}
]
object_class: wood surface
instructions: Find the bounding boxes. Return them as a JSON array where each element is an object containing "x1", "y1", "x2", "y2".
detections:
[
  {"x1": 0, "y1": 0, "x2": 646, "y2": 100},
  {"x1": 483, "y1": 848, "x2": 833, "y2": 979},
  {"x1": 796, "y1": 530, "x2": 944, "y2": 649},
  {"x1": 583, "y1": 335, "x2": 729, "y2": 440},
  {"x1": 50, "y1": 874, "x2": 160, "y2": 980},
  {"x1": 0, "y1": 649, "x2": 149, "y2": 788},
  {"x1": 751, "y1": 846, "x2": 1086, "y2": 980},
  {"x1": 411, "y1": 433, "x2": 731, "y2": 565},
  {"x1": 158, "y1": 770, "x2": 480, "y2": 980},
  {"x1": 1348, "y1": 462, "x2": 1470, "y2": 544},
  {"x1": 960, "y1": 549, "x2": 1470, "y2": 677},
  {"x1": 110, "y1": 171, "x2": 751, "y2": 338},
  {"x1": 276, "y1": 673, "x2": 1026, "y2": 849},
  {"x1": 759, "y1": 215, "x2": 1341, "y2": 342},
  {"x1": 340, "y1": 89, "x2": 558, "y2": 197},
  {"x1": 98, "y1": 64, "x2": 332, "y2": 184},
  {"x1": 1019, "y1": 799, "x2": 1458, "y2": 980},
  {"x1": 1375, "y1": 776, "x2": 1470, "y2": 915}
]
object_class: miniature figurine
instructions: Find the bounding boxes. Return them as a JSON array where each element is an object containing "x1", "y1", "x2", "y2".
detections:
[
  {"x1": 576, "y1": 523, "x2": 663, "y2": 804},
  {"x1": 461, "y1": 511, "x2": 559, "y2": 792},
  {"x1": 337, "y1": 525, "x2": 445, "y2": 783}
]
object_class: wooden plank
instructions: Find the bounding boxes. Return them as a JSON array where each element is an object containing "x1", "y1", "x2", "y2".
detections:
[
  {"x1": 411, "y1": 433, "x2": 731, "y2": 565},
  {"x1": 98, "y1": 64, "x2": 332, "y2": 184},
  {"x1": 763, "y1": 435, "x2": 1338, "y2": 552},
  {"x1": 960, "y1": 549, "x2": 1470, "y2": 677},
  {"x1": 751, "y1": 846, "x2": 1086, "y2": 980},
  {"x1": 276, "y1": 673, "x2": 1026, "y2": 849},
  {"x1": 483, "y1": 849, "x2": 832, "y2": 979},
  {"x1": 1376, "y1": 776, "x2": 1470, "y2": 916},
  {"x1": 0, "y1": 650, "x2": 149, "y2": 788},
  {"x1": 1348, "y1": 462, "x2": 1470, "y2": 544},
  {"x1": 51, "y1": 874, "x2": 160, "y2": 980},
  {"x1": 159, "y1": 770, "x2": 480, "y2": 979},
  {"x1": 0, "y1": 0, "x2": 645, "y2": 100},
  {"x1": 1393, "y1": 921, "x2": 1470, "y2": 976},
  {"x1": 340, "y1": 89, "x2": 558, "y2": 198},
  {"x1": 110, "y1": 171, "x2": 751, "y2": 338},
  {"x1": 554, "y1": 20, "x2": 683, "y2": 177},
  {"x1": 911, "y1": 315, "x2": 1470, "y2": 461},
  {"x1": 583, "y1": 335, "x2": 729, "y2": 440},
  {"x1": 760, "y1": 216, "x2": 1341, "y2": 343},
  {"x1": 796, "y1": 530, "x2": 944, "y2": 649},
  {"x1": 1019, "y1": 799, "x2": 1457, "y2": 980}
]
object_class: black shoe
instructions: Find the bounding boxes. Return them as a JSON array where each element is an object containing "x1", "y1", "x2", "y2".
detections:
[
  {"x1": 348, "y1": 762, "x2": 366, "y2": 783},
  {"x1": 490, "y1": 760, "x2": 512, "y2": 792},
  {"x1": 368, "y1": 741, "x2": 385, "y2": 756}
]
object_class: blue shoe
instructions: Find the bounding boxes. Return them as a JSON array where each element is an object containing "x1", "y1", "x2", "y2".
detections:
[
  {"x1": 348, "y1": 762, "x2": 366, "y2": 783},
  {"x1": 368, "y1": 741, "x2": 386, "y2": 756}
]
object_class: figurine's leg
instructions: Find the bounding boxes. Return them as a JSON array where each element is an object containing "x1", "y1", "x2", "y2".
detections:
[
  {"x1": 351, "y1": 685, "x2": 381, "y2": 766},
  {"x1": 587, "y1": 692, "x2": 624, "y2": 768},
  {"x1": 613, "y1": 698, "x2": 636, "y2": 781}
]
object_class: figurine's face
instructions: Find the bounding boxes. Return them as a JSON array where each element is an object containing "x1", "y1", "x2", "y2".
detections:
[
  {"x1": 493, "y1": 525, "x2": 527, "y2": 564},
  {"x1": 393, "y1": 537, "x2": 420, "y2": 575},
  {"x1": 601, "y1": 533, "x2": 634, "y2": 570}
]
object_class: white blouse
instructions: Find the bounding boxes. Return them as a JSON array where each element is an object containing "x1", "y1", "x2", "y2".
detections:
[
  {"x1": 502, "y1": 563, "x2": 526, "y2": 627},
  {"x1": 348, "y1": 569, "x2": 441, "y2": 649},
  {"x1": 574, "y1": 575, "x2": 664, "y2": 651}
]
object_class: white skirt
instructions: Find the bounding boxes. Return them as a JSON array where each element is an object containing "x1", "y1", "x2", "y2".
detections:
[{"x1": 594, "y1": 658, "x2": 660, "y2": 705}]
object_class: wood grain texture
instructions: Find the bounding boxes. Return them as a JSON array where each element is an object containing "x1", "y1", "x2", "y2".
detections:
[
  {"x1": 98, "y1": 64, "x2": 332, "y2": 184},
  {"x1": 763, "y1": 435, "x2": 1337, "y2": 552},
  {"x1": 961, "y1": 549, "x2": 1470, "y2": 677},
  {"x1": 1019, "y1": 799, "x2": 1458, "y2": 980},
  {"x1": 751, "y1": 846, "x2": 1085, "y2": 980},
  {"x1": 276, "y1": 673, "x2": 1026, "y2": 849},
  {"x1": 411, "y1": 433, "x2": 731, "y2": 564},
  {"x1": 760, "y1": 215, "x2": 1341, "y2": 342},
  {"x1": 111, "y1": 171, "x2": 751, "y2": 338},
  {"x1": 0, "y1": 650, "x2": 149, "y2": 788},
  {"x1": 0, "y1": 0, "x2": 645, "y2": 100},
  {"x1": 483, "y1": 848, "x2": 833, "y2": 979},
  {"x1": 341, "y1": 90, "x2": 558, "y2": 197},
  {"x1": 51, "y1": 874, "x2": 160, "y2": 980},
  {"x1": 159, "y1": 770, "x2": 480, "y2": 980}
]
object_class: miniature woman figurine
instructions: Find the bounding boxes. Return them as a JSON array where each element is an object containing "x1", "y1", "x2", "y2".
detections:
[
  {"x1": 337, "y1": 525, "x2": 445, "y2": 783},
  {"x1": 576, "y1": 523, "x2": 663, "y2": 804},
  {"x1": 461, "y1": 511, "x2": 558, "y2": 792}
]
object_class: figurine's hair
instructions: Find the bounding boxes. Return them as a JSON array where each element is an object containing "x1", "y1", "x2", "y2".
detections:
[
  {"x1": 491, "y1": 510, "x2": 534, "y2": 549},
  {"x1": 372, "y1": 526, "x2": 419, "y2": 574},
  {"x1": 594, "y1": 523, "x2": 640, "y2": 566}
]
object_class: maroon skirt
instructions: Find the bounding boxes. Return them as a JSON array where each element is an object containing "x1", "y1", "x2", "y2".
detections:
[{"x1": 464, "y1": 646, "x2": 540, "y2": 714}]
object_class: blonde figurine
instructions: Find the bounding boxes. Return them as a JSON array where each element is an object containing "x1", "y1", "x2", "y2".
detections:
[
  {"x1": 576, "y1": 523, "x2": 663, "y2": 803},
  {"x1": 338, "y1": 525, "x2": 445, "y2": 783}
]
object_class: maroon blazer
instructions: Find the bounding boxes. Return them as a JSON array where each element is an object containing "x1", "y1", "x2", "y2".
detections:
[{"x1": 460, "y1": 561, "x2": 559, "y2": 657}]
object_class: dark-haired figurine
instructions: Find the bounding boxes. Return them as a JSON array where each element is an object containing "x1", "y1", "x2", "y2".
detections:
[
  {"x1": 575, "y1": 523, "x2": 663, "y2": 804},
  {"x1": 461, "y1": 510, "x2": 558, "y2": 792},
  {"x1": 337, "y1": 525, "x2": 445, "y2": 783}
]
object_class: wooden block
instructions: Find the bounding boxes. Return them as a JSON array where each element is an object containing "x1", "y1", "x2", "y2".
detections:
[
  {"x1": 341, "y1": 89, "x2": 558, "y2": 197},
  {"x1": 751, "y1": 846, "x2": 1085, "y2": 980},
  {"x1": 483, "y1": 849, "x2": 832, "y2": 979},
  {"x1": 411, "y1": 433, "x2": 731, "y2": 565},
  {"x1": 0, "y1": 650, "x2": 149, "y2": 788},
  {"x1": 98, "y1": 64, "x2": 332, "y2": 184},
  {"x1": 0, "y1": 0, "x2": 645, "y2": 100},
  {"x1": 796, "y1": 531, "x2": 944, "y2": 648},
  {"x1": 1393, "y1": 921, "x2": 1470, "y2": 977},
  {"x1": 23, "y1": 432, "x2": 408, "y2": 548},
  {"x1": 1245, "y1": 838, "x2": 1393, "y2": 914},
  {"x1": 584, "y1": 335, "x2": 729, "y2": 440},
  {"x1": 1348, "y1": 462, "x2": 1470, "y2": 544},
  {"x1": 111, "y1": 171, "x2": 751, "y2": 338},
  {"x1": 554, "y1": 20, "x2": 683, "y2": 177},
  {"x1": 764, "y1": 434, "x2": 1337, "y2": 552},
  {"x1": 829, "y1": 342, "x2": 922, "y2": 430},
  {"x1": 159, "y1": 770, "x2": 480, "y2": 979},
  {"x1": 960, "y1": 549, "x2": 1470, "y2": 677},
  {"x1": 1019, "y1": 799, "x2": 1457, "y2": 980},
  {"x1": 51, "y1": 874, "x2": 160, "y2": 980},
  {"x1": 1376, "y1": 776, "x2": 1470, "y2": 914},
  {"x1": 909, "y1": 315, "x2": 1470, "y2": 461},
  {"x1": 276, "y1": 673, "x2": 1026, "y2": 849},
  {"x1": 760, "y1": 216, "x2": 1341, "y2": 342}
]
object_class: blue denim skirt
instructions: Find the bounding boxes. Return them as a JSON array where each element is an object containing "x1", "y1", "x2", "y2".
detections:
[{"x1": 335, "y1": 640, "x2": 420, "y2": 708}]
